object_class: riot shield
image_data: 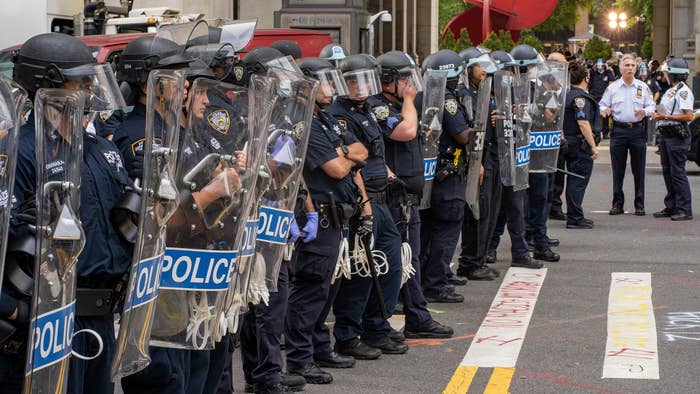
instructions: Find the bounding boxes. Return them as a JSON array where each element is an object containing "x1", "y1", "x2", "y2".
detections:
[
  {"x1": 255, "y1": 68, "x2": 318, "y2": 293},
  {"x1": 217, "y1": 19, "x2": 257, "y2": 51},
  {"x1": 150, "y1": 77, "x2": 265, "y2": 350},
  {"x1": 111, "y1": 69, "x2": 186, "y2": 379},
  {"x1": 529, "y1": 61, "x2": 567, "y2": 173},
  {"x1": 494, "y1": 71, "x2": 516, "y2": 186},
  {"x1": 23, "y1": 89, "x2": 87, "y2": 393},
  {"x1": 418, "y1": 70, "x2": 447, "y2": 210},
  {"x1": 512, "y1": 74, "x2": 532, "y2": 191},
  {"x1": 0, "y1": 78, "x2": 26, "y2": 293},
  {"x1": 465, "y1": 76, "x2": 492, "y2": 219},
  {"x1": 157, "y1": 20, "x2": 210, "y2": 48},
  {"x1": 214, "y1": 74, "x2": 276, "y2": 340}
]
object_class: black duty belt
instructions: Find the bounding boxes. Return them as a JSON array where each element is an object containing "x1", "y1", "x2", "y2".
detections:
[
  {"x1": 366, "y1": 191, "x2": 387, "y2": 204},
  {"x1": 316, "y1": 202, "x2": 356, "y2": 229},
  {"x1": 613, "y1": 120, "x2": 644, "y2": 129},
  {"x1": 76, "y1": 278, "x2": 126, "y2": 317}
]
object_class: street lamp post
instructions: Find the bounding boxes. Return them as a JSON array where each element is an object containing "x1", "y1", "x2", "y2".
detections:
[{"x1": 368, "y1": 10, "x2": 392, "y2": 56}]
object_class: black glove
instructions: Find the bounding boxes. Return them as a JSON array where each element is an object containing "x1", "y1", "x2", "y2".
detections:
[
  {"x1": 559, "y1": 141, "x2": 569, "y2": 155},
  {"x1": 13, "y1": 299, "x2": 30, "y2": 326},
  {"x1": 13, "y1": 193, "x2": 36, "y2": 227},
  {"x1": 129, "y1": 150, "x2": 144, "y2": 179},
  {"x1": 356, "y1": 215, "x2": 374, "y2": 237}
]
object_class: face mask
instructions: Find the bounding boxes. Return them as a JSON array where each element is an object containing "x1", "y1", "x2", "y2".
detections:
[{"x1": 278, "y1": 79, "x2": 292, "y2": 97}]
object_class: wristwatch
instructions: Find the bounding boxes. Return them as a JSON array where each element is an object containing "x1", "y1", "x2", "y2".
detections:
[{"x1": 340, "y1": 144, "x2": 350, "y2": 156}]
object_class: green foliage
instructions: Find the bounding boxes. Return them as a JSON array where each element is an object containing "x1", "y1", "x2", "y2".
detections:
[
  {"x1": 481, "y1": 30, "x2": 515, "y2": 52},
  {"x1": 517, "y1": 29, "x2": 544, "y2": 53},
  {"x1": 439, "y1": 28, "x2": 473, "y2": 52},
  {"x1": 439, "y1": 0, "x2": 470, "y2": 32},
  {"x1": 583, "y1": 35, "x2": 613, "y2": 61},
  {"x1": 641, "y1": 36, "x2": 652, "y2": 59},
  {"x1": 532, "y1": 0, "x2": 584, "y2": 34}
]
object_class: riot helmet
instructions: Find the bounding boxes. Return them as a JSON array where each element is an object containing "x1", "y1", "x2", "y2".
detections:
[
  {"x1": 459, "y1": 47, "x2": 498, "y2": 81},
  {"x1": 270, "y1": 40, "x2": 302, "y2": 60},
  {"x1": 320, "y1": 43, "x2": 348, "y2": 62},
  {"x1": 298, "y1": 57, "x2": 348, "y2": 106},
  {"x1": 13, "y1": 33, "x2": 125, "y2": 112},
  {"x1": 510, "y1": 44, "x2": 544, "y2": 73},
  {"x1": 376, "y1": 50, "x2": 424, "y2": 97},
  {"x1": 662, "y1": 57, "x2": 690, "y2": 83},
  {"x1": 117, "y1": 36, "x2": 195, "y2": 85},
  {"x1": 490, "y1": 50, "x2": 516, "y2": 70},
  {"x1": 339, "y1": 54, "x2": 382, "y2": 101},
  {"x1": 423, "y1": 49, "x2": 463, "y2": 90}
]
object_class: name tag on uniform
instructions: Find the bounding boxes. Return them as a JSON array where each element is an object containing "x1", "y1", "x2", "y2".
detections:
[
  {"x1": 257, "y1": 206, "x2": 294, "y2": 245},
  {"x1": 160, "y1": 248, "x2": 239, "y2": 291}
]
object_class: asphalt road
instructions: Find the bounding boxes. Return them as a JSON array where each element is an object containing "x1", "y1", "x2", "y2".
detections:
[{"x1": 230, "y1": 140, "x2": 700, "y2": 394}]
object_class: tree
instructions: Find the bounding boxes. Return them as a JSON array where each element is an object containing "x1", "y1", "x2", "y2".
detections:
[
  {"x1": 532, "y1": 0, "x2": 586, "y2": 34},
  {"x1": 481, "y1": 30, "x2": 515, "y2": 51},
  {"x1": 439, "y1": 0, "x2": 470, "y2": 32},
  {"x1": 583, "y1": 35, "x2": 613, "y2": 61},
  {"x1": 517, "y1": 29, "x2": 544, "y2": 53},
  {"x1": 640, "y1": 36, "x2": 652, "y2": 59},
  {"x1": 439, "y1": 28, "x2": 473, "y2": 52}
]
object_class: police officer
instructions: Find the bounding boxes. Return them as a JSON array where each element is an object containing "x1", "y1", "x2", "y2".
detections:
[
  {"x1": 652, "y1": 58, "x2": 694, "y2": 221},
  {"x1": 418, "y1": 50, "x2": 470, "y2": 303},
  {"x1": 328, "y1": 54, "x2": 407, "y2": 357},
  {"x1": 319, "y1": 43, "x2": 348, "y2": 67},
  {"x1": 10, "y1": 33, "x2": 131, "y2": 394},
  {"x1": 600, "y1": 54, "x2": 656, "y2": 216},
  {"x1": 284, "y1": 57, "x2": 368, "y2": 386},
  {"x1": 484, "y1": 50, "x2": 542, "y2": 269},
  {"x1": 270, "y1": 40, "x2": 303, "y2": 60},
  {"x1": 547, "y1": 52, "x2": 569, "y2": 222},
  {"x1": 455, "y1": 47, "x2": 502, "y2": 280},
  {"x1": 368, "y1": 51, "x2": 454, "y2": 338},
  {"x1": 638, "y1": 63, "x2": 661, "y2": 103},
  {"x1": 234, "y1": 47, "x2": 308, "y2": 394},
  {"x1": 563, "y1": 62, "x2": 600, "y2": 229},
  {"x1": 511, "y1": 44, "x2": 560, "y2": 262},
  {"x1": 589, "y1": 58, "x2": 615, "y2": 139}
]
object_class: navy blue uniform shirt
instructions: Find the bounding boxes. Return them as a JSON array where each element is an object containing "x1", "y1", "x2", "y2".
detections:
[
  {"x1": 304, "y1": 110, "x2": 360, "y2": 204},
  {"x1": 564, "y1": 87, "x2": 599, "y2": 138},
  {"x1": 327, "y1": 98, "x2": 388, "y2": 193},
  {"x1": 439, "y1": 89, "x2": 469, "y2": 162}
]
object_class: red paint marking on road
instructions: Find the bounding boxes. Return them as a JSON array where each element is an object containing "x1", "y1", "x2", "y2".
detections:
[
  {"x1": 607, "y1": 347, "x2": 656, "y2": 360},
  {"x1": 515, "y1": 369, "x2": 626, "y2": 394},
  {"x1": 474, "y1": 335, "x2": 523, "y2": 346},
  {"x1": 599, "y1": 182, "x2": 610, "y2": 191},
  {"x1": 406, "y1": 333, "x2": 475, "y2": 347}
]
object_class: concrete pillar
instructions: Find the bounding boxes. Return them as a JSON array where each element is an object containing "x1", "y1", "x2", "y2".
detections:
[
  {"x1": 415, "y1": 0, "x2": 438, "y2": 63},
  {"x1": 652, "y1": 0, "x2": 670, "y2": 60}
]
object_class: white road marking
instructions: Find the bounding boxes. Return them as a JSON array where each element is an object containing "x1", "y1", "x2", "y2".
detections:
[
  {"x1": 602, "y1": 272, "x2": 659, "y2": 379},
  {"x1": 459, "y1": 267, "x2": 547, "y2": 367}
]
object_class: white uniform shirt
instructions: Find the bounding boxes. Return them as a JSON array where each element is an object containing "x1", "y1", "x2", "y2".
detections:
[
  {"x1": 656, "y1": 82, "x2": 694, "y2": 127},
  {"x1": 599, "y1": 78, "x2": 656, "y2": 123}
]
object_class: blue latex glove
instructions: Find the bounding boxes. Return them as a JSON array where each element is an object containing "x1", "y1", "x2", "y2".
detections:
[
  {"x1": 301, "y1": 212, "x2": 318, "y2": 243},
  {"x1": 288, "y1": 217, "x2": 300, "y2": 243}
]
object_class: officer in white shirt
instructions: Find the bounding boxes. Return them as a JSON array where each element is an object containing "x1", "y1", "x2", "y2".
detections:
[
  {"x1": 599, "y1": 54, "x2": 656, "y2": 216},
  {"x1": 651, "y1": 57, "x2": 694, "y2": 221}
]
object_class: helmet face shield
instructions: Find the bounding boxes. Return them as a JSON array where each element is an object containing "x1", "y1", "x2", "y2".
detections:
[
  {"x1": 396, "y1": 67, "x2": 424, "y2": 93},
  {"x1": 471, "y1": 54, "x2": 499, "y2": 74},
  {"x1": 342, "y1": 68, "x2": 381, "y2": 100},
  {"x1": 264, "y1": 55, "x2": 302, "y2": 75},
  {"x1": 62, "y1": 63, "x2": 126, "y2": 112},
  {"x1": 315, "y1": 68, "x2": 348, "y2": 97}
]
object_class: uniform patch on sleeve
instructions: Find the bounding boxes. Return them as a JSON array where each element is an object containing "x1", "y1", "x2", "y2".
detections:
[
  {"x1": 101, "y1": 150, "x2": 124, "y2": 171},
  {"x1": 679, "y1": 90, "x2": 689, "y2": 100},
  {"x1": 372, "y1": 105, "x2": 390, "y2": 121},
  {"x1": 337, "y1": 119, "x2": 348, "y2": 130},
  {"x1": 574, "y1": 97, "x2": 586, "y2": 110},
  {"x1": 234, "y1": 66, "x2": 245, "y2": 82},
  {"x1": 294, "y1": 121, "x2": 306, "y2": 139},
  {"x1": 99, "y1": 111, "x2": 113, "y2": 122},
  {"x1": 444, "y1": 98, "x2": 458, "y2": 115},
  {"x1": 130, "y1": 137, "x2": 163, "y2": 157},
  {"x1": 207, "y1": 109, "x2": 231, "y2": 135}
]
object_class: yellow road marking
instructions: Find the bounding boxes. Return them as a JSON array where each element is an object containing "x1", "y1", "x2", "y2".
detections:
[
  {"x1": 484, "y1": 367, "x2": 515, "y2": 394},
  {"x1": 443, "y1": 365, "x2": 478, "y2": 394}
]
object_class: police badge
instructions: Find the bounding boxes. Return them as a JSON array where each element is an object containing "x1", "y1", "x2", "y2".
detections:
[
  {"x1": 208, "y1": 109, "x2": 231, "y2": 135},
  {"x1": 372, "y1": 105, "x2": 390, "y2": 121},
  {"x1": 0, "y1": 154, "x2": 6, "y2": 177},
  {"x1": 636, "y1": 86, "x2": 643, "y2": 99},
  {"x1": 234, "y1": 66, "x2": 244, "y2": 82},
  {"x1": 294, "y1": 121, "x2": 305, "y2": 140},
  {"x1": 444, "y1": 98, "x2": 458, "y2": 116}
]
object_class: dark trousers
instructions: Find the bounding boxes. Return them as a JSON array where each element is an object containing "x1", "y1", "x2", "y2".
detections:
[
  {"x1": 488, "y1": 186, "x2": 529, "y2": 259},
  {"x1": 285, "y1": 226, "x2": 342, "y2": 369},
  {"x1": 333, "y1": 202, "x2": 402, "y2": 342},
  {"x1": 659, "y1": 134, "x2": 693, "y2": 215},
  {"x1": 565, "y1": 141, "x2": 594, "y2": 225},
  {"x1": 121, "y1": 347, "x2": 191, "y2": 394},
  {"x1": 0, "y1": 352, "x2": 24, "y2": 394},
  {"x1": 390, "y1": 204, "x2": 432, "y2": 331},
  {"x1": 549, "y1": 148, "x2": 566, "y2": 214},
  {"x1": 610, "y1": 126, "x2": 647, "y2": 210},
  {"x1": 526, "y1": 172, "x2": 552, "y2": 250},
  {"x1": 202, "y1": 336, "x2": 231, "y2": 394},
  {"x1": 69, "y1": 315, "x2": 116, "y2": 394},
  {"x1": 419, "y1": 175, "x2": 465, "y2": 297},
  {"x1": 240, "y1": 262, "x2": 290, "y2": 386},
  {"x1": 459, "y1": 154, "x2": 502, "y2": 270}
]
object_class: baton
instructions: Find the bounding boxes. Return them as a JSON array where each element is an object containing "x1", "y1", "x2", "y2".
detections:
[
  {"x1": 359, "y1": 233, "x2": 388, "y2": 319},
  {"x1": 545, "y1": 165, "x2": 585, "y2": 179}
]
